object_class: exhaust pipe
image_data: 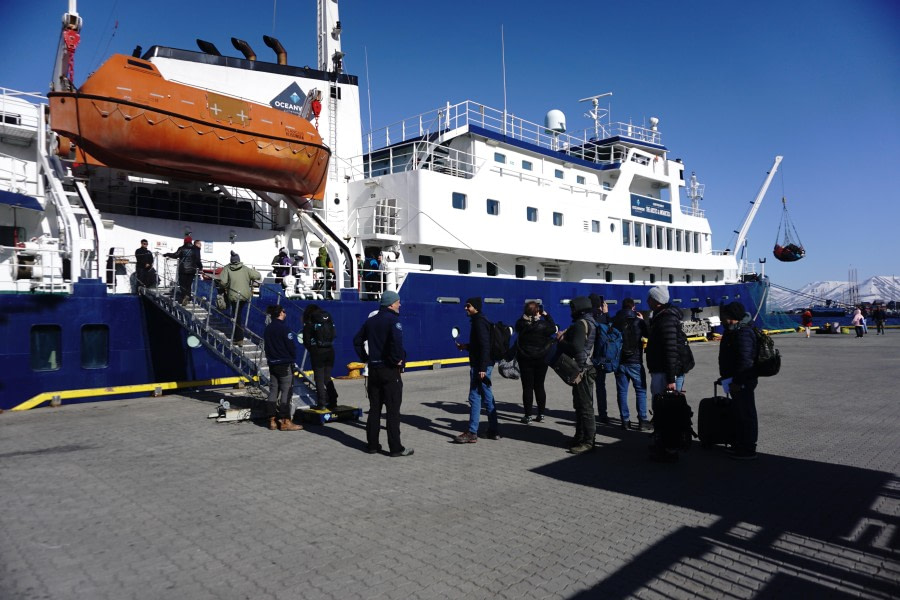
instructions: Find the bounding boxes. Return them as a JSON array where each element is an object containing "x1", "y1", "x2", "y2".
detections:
[
  {"x1": 231, "y1": 38, "x2": 256, "y2": 61},
  {"x1": 263, "y1": 35, "x2": 287, "y2": 65},
  {"x1": 196, "y1": 39, "x2": 222, "y2": 56}
]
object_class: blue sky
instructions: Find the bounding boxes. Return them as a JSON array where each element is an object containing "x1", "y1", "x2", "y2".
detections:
[{"x1": 3, "y1": 0, "x2": 898, "y2": 290}]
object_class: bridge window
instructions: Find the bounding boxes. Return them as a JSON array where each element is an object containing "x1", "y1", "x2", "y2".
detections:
[
  {"x1": 693, "y1": 232, "x2": 701, "y2": 253},
  {"x1": 666, "y1": 228, "x2": 673, "y2": 250},
  {"x1": 656, "y1": 227, "x2": 664, "y2": 250},
  {"x1": 676, "y1": 229, "x2": 684, "y2": 252},
  {"x1": 486, "y1": 199, "x2": 500, "y2": 215},
  {"x1": 576, "y1": 175, "x2": 586, "y2": 185},
  {"x1": 685, "y1": 231, "x2": 692, "y2": 253},
  {"x1": 494, "y1": 152, "x2": 506, "y2": 164},
  {"x1": 458, "y1": 259, "x2": 470, "y2": 274},
  {"x1": 527, "y1": 207, "x2": 538, "y2": 222},
  {"x1": 622, "y1": 220, "x2": 632, "y2": 245},
  {"x1": 553, "y1": 212, "x2": 564, "y2": 227},
  {"x1": 81, "y1": 324, "x2": 109, "y2": 369},
  {"x1": 31, "y1": 325, "x2": 61, "y2": 371},
  {"x1": 554, "y1": 169, "x2": 564, "y2": 179},
  {"x1": 646, "y1": 225, "x2": 654, "y2": 248},
  {"x1": 522, "y1": 160, "x2": 533, "y2": 171},
  {"x1": 452, "y1": 192, "x2": 467, "y2": 210},
  {"x1": 634, "y1": 223, "x2": 643, "y2": 247}
]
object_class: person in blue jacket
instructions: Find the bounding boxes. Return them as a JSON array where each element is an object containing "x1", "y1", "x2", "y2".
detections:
[
  {"x1": 353, "y1": 291, "x2": 413, "y2": 457},
  {"x1": 718, "y1": 301, "x2": 759, "y2": 460},
  {"x1": 263, "y1": 305, "x2": 302, "y2": 432}
]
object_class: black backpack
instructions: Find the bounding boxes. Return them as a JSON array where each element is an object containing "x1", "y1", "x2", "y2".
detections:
[
  {"x1": 676, "y1": 325, "x2": 695, "y2": 374},
  {"x1": 753, "y1": 328, "x2": 781, "y2": 377},
  {"x1": 308, "y1": 310, "x2": 336, "y2": 348},
  {"x1": 488, "y1": 321, "x2": 512, "y2": 362},
  {"x1": 620, "y1": 318, "x2": 642, "y2": 360}
]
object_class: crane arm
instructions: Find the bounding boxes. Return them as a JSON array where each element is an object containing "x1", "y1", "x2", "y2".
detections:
[{"x1": 734, "y1": 155, "x2": 783, "y2": 255}]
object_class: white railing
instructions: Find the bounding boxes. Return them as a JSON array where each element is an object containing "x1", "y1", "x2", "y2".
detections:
[
  {"x1": 349, "y1": 139, "x2": 478, "y2": 182},
  {"x1": 0, "y1": 241, "x2": 68, "y2": 293},
  {"x1": 363, "y1": 100, "x2": 662, "y2": 164},
  {"x1": 348, "y1": 202, "x2": 403, "y2": 238},
  {"x1": 679, "y1": 205, "x2": 706, "y2": 218}
]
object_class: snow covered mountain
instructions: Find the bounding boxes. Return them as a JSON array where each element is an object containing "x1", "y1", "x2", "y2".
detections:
[{"x1": 768, "y1": 276, "x2": 900, "y2": 309}]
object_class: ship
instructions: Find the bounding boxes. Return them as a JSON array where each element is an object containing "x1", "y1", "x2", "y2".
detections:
[{"x1": 0, "y1": 0, "x2": 779, "y2": 411}]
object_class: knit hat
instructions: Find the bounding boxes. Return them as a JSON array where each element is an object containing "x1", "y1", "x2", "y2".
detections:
[
  {"x1": 570, "y1": 296, "x2": 592, "y2": 316},
  {"x1": 648, "y1": 286, "x2": 669, "y2": 305},
  {"x1": 722, "y1": 301, "x2": 746, "y2": 321},
  {"x1": 380, "y1": 290, "x2": 400, "y2": 307},
  {"x1": 230, "y1": 251, "x2": 240, "y2": 264},
  {"x1": 465, "y1": 297, "x2": 482, "y2": 312},
  {"x1": 184, "y1": 235, "x2": 192, "y2": 244}
]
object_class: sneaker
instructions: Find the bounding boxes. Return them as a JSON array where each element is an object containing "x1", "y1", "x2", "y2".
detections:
[
  {"x1": 389, "y1": 448, "x2": 414, "y2": 457},
  {"x1": 621, "y1": 419, "x2": 630, "y2": 430},
  {"x1": 485, "y1": 432, "x2": 501, "y2": 441},
  {"x1": 534, "y1": 415, "x2": 545, "y2": 423},
  {"x1": 520, "y1": 415, "x2": 533, "y2": 424},
  {"x1": 453, "y1": 432, "x2": 478, "y2": 444},
  {"x1": 597, "y1": 415, "x2": 610, "y2": 425},
  {"x1": 729, "y1": 451, "x2": 758, "y2": 461},
  {"x1": 638, "y1": 419, "x2": 652, "y2": 432},
  {"x1": 567, "y1": 443, "x2": 594, "y2": 455}
]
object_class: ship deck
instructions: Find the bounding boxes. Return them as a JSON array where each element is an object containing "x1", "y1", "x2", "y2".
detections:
[{"x1": 1, "y1": 332, "x2": 898, "y2": 599}]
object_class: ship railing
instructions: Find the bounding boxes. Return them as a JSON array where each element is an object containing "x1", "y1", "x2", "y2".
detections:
[
  {"x1": 0, "y1": 151, "x2": 35, "y2": 195},
  {"x1": 679, "y1": 204, "x2": 706, "y2": 218},
  {"x1": 0, "y1": 241, "x2": 68, "y2": 293},
  {"x1": 349, "y1": 139, "x2": 477, "y2": 182},
  {"x1": 363, "y1": 100, "x2": 662, "y2": 166},
  {"x1": 348, "y1": 202, "x2": 403, "y2": 238}
]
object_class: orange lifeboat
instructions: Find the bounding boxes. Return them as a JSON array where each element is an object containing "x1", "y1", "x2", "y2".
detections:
[{"x1": 49, "y1": 54, "x2": 330, "y2": 199}]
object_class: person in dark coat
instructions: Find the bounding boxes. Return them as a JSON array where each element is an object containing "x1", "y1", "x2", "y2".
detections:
[
  {"x1": 645, "y1": 286, "x2": 685, "y2": 395},
  {"x1": 873, "y1": 305, "x2": 887, "y2": 335},
  {"x1": 612, "y1": 298, "x2": 650, "y2": 431},
  {"x1": 353, "y1": 290, "x2": 412, "y2": 457},
  {"x1": 557, "y1": 295, "x2": 597, "y2": 454},
  {"x1": 263, "y1": 305, "x2": 302, "y2": 432},
  {"x1": 589, "y1": 293, "x2": 611, "y2": 425},
  {"x1": 135, "y1": 239, "x2": 153, "y2": 269},
  {"x1": 515, "y1": 301, "x2": 556, "y2": 423},
  {"x1": 302, "y1": 304, "x2": 338, "y2": 410},
  {"x1": 718, "y1": 301, "x2": 759, "y2": 460},
  {"x1": 163, "y1": 236, "x2": 200, "y2": 305},
  {"x1": 453, "y1": 297, "x2": 499, "y2": 443}
]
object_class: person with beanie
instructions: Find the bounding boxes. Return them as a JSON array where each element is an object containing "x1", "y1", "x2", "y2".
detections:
[
  {"x1": 315, "y1": 246, "x2": 335, "y2": 296},
  {"x1": 453, "y1": 296, "x2": 500, "y2": 443},
  {"x1": 263, "y1": 305, "x2": 302, "y2": 432},
  {"x1": 163, "y1": 236, "x2": 201, "y2": 305},
  {"x1": 556, "y1": 295, "x2": 598, "y2": 454},
  {"x1": 352, "y1": 290, "x2": 413, "y2": 457},
  {"x1": 219, "y1": 251, "x2": 261, "y2": 346},
  {"x1": 589, "y1": 293, "x2": 611, "y2": 425},
  {"x1": 718, "y1": 301, "x2": 759, "y2": 460},
  {"x1": 645, "y1": 286, "x2": 687, "y2": 462}
]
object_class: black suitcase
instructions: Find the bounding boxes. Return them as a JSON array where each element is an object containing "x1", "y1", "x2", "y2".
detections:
[
  {"x1": 651, "y1": 390, "x2": 694, "y2": 451},
  {"x1": 698, "y1": 382, "x2": 735, "y2": 448}
]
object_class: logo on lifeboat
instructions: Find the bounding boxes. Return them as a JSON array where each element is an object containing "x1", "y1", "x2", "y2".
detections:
[{"x1": 271, "y1": 83, "x2": 307, "y2": 116}]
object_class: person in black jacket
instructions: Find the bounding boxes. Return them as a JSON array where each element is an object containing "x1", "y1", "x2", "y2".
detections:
[
  {"x1": 453, "y1": 297, "x2": 499, "y2": 443},
  {"x1": 645, "y1": 286, "x2": 685, "y2": 395},
  {"x1": 263, "y1": 305, "x2": 302, "y2": 432},
  {"x1": 589, "y1": 293, "x2": 611, "y2": 425},
  {"x1": 515, "y1": 301, "x2": 556, "y2": 423},
  {"x1": 302, "y1": 304, "x2": 338, "y2": 411},
  {"x1": 353, "y1": 290, "x2": 412, "y2": 457},
  {"x1": 612, "y1": 298, "x2": 650, "y2": 431},
  {"x1": 557, "y1": 295, "x2": 597, "y2": 454},
  {"x1": 163, "y1": 236, "x2": 201, "y2": 305},
  {"x1": 719, "y1": 301, "x2": 759, "y2": 460}
]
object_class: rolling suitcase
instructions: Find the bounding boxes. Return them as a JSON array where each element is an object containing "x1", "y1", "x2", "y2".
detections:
[
  {"x1": 698, "y1": 382, "x2": 735, "y2": 448},
  {"x1": 650, "y1": 390, "x2": 694, "y2": 452}
]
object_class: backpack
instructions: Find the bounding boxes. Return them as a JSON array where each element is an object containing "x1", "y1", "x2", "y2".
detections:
[
  {"x1": 592, "y1": 321, "x2": 623, "y2": 373},
  {"x1": 753, "y1": 328, "x2": 781, "y2": 377},
  {"x1": 488, "y1": 321, "x2": 512, "y2": 362},
  {"x1": 308, "y1": 310, "x2": 336, "y2": 348},
  {"x1": 676, "y1": 325, "x2": 695, "y2": 374},
  {"x1": 620, "y1": 317, "x2": 642, "y2": 360}
]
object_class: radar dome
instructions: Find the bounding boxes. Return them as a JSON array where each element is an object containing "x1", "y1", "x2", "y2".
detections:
[{"x1": 544, "y1": 110, "x2": 566, "y2": 134}]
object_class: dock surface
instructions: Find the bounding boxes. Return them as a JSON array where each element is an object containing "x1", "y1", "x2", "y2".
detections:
[{"x1": 1, "y1": 332, "x2": 898, "y2": 599}]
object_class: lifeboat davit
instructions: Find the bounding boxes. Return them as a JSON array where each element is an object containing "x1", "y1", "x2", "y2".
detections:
[{"x1": 48, "y1": 54, "x2": 330, "y2": 199}]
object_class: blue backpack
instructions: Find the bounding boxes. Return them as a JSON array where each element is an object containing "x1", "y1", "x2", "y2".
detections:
[{"x1": 592, "y1": 321, "x2": 623, "y2": 373}]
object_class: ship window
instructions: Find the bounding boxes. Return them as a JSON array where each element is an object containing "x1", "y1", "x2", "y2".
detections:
[
  {"x1": 330, "y1": 86, "x2": 342, "y2": 100},
  {"x1": 458, "y1": 259, "x2": 470, "y2": 274},
  {"x1": 81, "y1": 324, "x2": 109, "y2": 369},
  {"x1": 685, "y1": 231, "x2": 692, "y2": 253},
  {"x1": 605, "y1": 271, "x2": 613, "y2": 282},
  {"x1": 0, "y1": 112, "x2": 23, "y2": 125},
  {"x1": 693, "y1": 232, "x2": 701, "y2": 253},
  {"x1": 527, "y1": 207, "x2": 538, "y2": 222},
  {"x1": 634, "y1": 223, "x2": 643, "y2": 247},
  {"x1": 629, "y1": 272, "x2": 636, "y2": 283},
  {"x1": 622, "y1": 220, "x2": 631, "y2": 245},
  {"x1": 576, "y1": 175, "x2": 586, "y2": 185},
  {"x1": 591, "y1": 220, "x2": 600, "y2": 233},
  {"x1": 0, "y1": 225, "x2": 26, "y2": 246},
  {"x1": 656, "y1": 227, "x2": 664, "y2": 250},
  {"x1": 419, "y1": 255, "x2": 433, "y2": 269},
  {"x1": 649, "y1": 273, "x2": 656, "y2": 284},
  {"x1": 30, "y1": 325, "x2": 61, "y2": 371},
  {"x1": 603, "y1": 181, "x2": 612, "y2": 191},
  {"x1": 701, "y1": 274, "x2": 707, "y2": 283},
  {"x1": 515, "y1": 264, "x2": 526, "y2": 278},
  {"x1": 494, "y1": 152, "x2": 506, "y2": 164},
  {"x1": 553, "y1": 212, "x2": 564, "y2": 227},
  {"x1": 668, "y1": 274, "x2": 675, "y2": 284},
  {"x1": 676, "y1": 229, "x2": 684, "y2": 252},
  {"x1": 452, "y1": 192, "x2": 467, "y2": 210},
  {"x1": 522, "y1": 160, "x2": 533, "y2": 171},
  {"x1": 646, "y1": 225, "x2": 654, "y2": 248},
  {"x1": 554, "y1": 169, "x2": 564, "y2": 179},
  {"x1": 685, "y1": 274, "x2": 692, "y2": 283},
  {"x1": 666, "y1": 228, "x2": 674, "y2": 250},
  {"x1": 487, "y1": 262, "x2": 498, "y2": 276},
  {"x1": 486, "y1": 199, "x2": 500, "y2": 215}
]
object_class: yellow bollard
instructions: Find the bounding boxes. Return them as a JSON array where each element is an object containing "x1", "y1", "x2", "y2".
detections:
[{"x1": 346, "y1": 362, "x2": 366, "y2": 379}]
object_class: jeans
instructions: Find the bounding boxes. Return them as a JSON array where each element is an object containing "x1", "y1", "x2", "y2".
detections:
[
  {"x1": 467, "y1": 366, "x2": 497, "y2": 435},
  {"x1": 650, "y1": 372, "x2": 684, "y2": 397},
  {"x1": 367, "y1": 366, "x2": 404, "y2": 454},
  {"x1": 595, "y1": 370, "x2": 608, "y2": 418},
  {"x1": 615, "y1": 362, "x2": 648, "y2": 421},
  {"x1": 519, "y1": 357, "x2": 548, "y2": 417},
  {"x1": 572, "y1": 366, "x2": 597, "y2": 444},
  {"x1": 266, "y1": 363, "x2": 294, "y2": 418}
]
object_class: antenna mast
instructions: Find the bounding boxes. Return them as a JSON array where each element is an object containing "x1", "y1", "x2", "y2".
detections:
[{"x1": 578, "y1": 92, "x2": 612, "y2": 139}]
